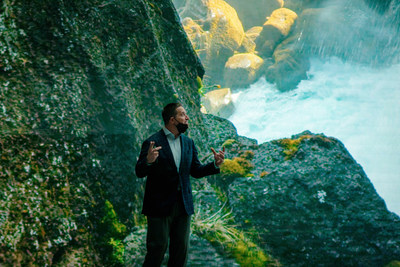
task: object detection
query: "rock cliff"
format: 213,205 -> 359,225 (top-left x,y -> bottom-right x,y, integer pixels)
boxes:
204,116 -> 400,267
0,0 -> 208,264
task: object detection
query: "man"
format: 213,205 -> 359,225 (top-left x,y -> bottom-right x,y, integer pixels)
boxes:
135,103 -> 225,267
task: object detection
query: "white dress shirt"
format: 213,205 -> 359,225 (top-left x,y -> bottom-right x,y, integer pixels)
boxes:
163,127 -> 181,172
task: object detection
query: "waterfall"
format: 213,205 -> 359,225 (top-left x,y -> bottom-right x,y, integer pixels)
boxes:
229,57 -> 400,215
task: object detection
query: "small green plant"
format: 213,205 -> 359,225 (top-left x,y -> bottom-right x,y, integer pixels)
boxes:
108,238 -> 125,265
100,200 -> 127,265
197,75 -> 221,96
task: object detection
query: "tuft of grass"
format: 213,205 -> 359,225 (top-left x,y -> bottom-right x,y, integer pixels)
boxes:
192,205 -> 279,266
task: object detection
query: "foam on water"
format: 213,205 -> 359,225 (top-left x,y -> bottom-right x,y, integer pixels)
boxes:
228,57 -> 400,215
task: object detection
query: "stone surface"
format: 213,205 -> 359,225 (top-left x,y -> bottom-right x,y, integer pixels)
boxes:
178,0 -> 245,85
223,53 -> 264,88
224,131 -> 400,266
256,8 -> 298,57
0,0 -> 209,264
202,88 -> 235,118
224,0 -> 284,30
264,36 -> 310,91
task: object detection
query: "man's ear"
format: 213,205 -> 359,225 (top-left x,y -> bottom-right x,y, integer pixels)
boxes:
169,117 -> 175,124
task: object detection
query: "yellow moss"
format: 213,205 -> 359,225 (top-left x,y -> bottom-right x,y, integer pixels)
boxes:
222,139 -> 237,148
260,171 -> 270,178
278,134 -> 333,160
196,76 -> 203,89
233,240 -> 269,267
220,159 -> 246,177
278,134 -> 312,160
385,261 -> 400,267
240,150 -> 255,160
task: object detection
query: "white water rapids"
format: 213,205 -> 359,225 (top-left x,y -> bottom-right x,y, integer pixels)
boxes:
228,57 -> 400,215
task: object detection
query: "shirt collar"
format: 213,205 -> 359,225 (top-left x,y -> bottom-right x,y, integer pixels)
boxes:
163,126 -> 178,139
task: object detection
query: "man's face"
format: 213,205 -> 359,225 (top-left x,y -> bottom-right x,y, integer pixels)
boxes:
174,106 -> 189,125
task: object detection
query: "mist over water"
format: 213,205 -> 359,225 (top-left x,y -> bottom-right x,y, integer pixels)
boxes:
228,57 -> 400,215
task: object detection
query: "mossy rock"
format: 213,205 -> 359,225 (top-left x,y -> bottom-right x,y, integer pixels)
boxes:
223,53 -> 264,88
204,0 -> 245,85
179,0 -> 245,85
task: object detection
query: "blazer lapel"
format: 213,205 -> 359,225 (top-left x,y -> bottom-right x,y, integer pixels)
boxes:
179,134 -> 186,175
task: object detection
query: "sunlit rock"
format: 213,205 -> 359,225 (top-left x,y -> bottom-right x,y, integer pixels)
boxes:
223,53 -> 264,88
237,26 -> 263,53
201,88 -> 235,118
256,8 -> 298,57
224,0 -> 283,30
179,0 -> 245,85
182,18 -> 209,59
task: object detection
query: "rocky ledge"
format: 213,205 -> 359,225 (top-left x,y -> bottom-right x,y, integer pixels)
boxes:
203,114 -> 400,266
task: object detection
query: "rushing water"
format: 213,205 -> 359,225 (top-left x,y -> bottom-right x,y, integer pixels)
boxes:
228,57 -> 400,215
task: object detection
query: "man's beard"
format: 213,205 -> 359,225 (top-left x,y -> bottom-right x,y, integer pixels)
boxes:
176,122 -> 188,134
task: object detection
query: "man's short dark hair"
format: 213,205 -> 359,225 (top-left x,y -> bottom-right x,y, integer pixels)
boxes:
162,103 -> 182,125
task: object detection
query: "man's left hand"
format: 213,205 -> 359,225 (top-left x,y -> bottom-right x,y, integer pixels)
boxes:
211,147 -> 225,167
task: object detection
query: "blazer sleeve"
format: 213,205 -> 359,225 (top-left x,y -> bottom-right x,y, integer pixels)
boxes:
190,139 -> 220,178
135,139 -> 155,178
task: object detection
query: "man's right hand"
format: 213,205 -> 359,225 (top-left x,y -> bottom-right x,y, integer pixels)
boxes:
146,141 -> 162,164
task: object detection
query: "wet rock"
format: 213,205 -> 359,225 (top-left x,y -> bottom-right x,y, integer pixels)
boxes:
265,37 -> 310,91
224,0 -> 284,30
256,8 -> 298,58
223,53 -> 264,89
201,88 -> 235,118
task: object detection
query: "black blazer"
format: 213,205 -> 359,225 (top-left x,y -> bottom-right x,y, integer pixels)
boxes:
135,129 -> 220,216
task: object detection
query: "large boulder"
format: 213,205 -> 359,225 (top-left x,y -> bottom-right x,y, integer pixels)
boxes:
264,36 -> 310,91
256,8 -> 298,57
179,0 -> 245,85
201,88 -> 235,118
224,0 -> 284,30
203,116 -> 400,267
223,53 -> 264,88
226,131 -> 400,266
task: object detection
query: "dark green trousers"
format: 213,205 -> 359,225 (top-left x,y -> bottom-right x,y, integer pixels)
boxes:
143,199 -> 191,267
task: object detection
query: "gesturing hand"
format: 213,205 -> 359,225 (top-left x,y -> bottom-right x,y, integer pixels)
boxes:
211,147 -> 225,167
146,141 -> 162,164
